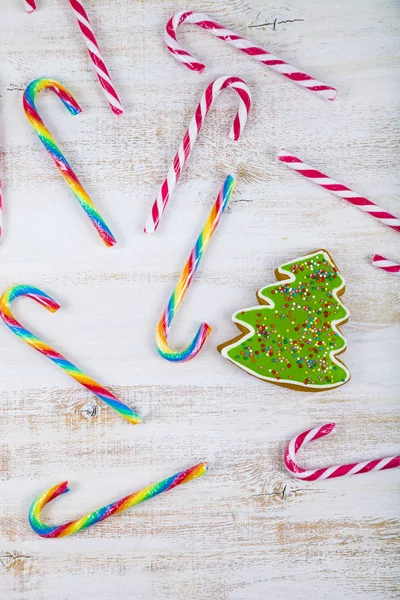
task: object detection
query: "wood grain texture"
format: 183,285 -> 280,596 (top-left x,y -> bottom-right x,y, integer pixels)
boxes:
0,0 -> 399,598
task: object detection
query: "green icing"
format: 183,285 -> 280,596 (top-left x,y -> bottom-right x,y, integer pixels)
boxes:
224,251 -> 349,389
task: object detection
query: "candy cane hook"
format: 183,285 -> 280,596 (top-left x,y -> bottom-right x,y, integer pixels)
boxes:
284,423 -> 400,481
165,12 -> 337,101
29,462 -> 207,537
372,254 -> 400,275
24,0 -> 36,12
156,175 -> 235,362
23,78 -> 116,247
144,76 -> 251,234
0,285 -> 141,425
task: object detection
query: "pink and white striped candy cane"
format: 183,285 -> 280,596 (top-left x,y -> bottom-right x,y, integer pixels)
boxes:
278,150 -> 400,233
68,0 -> 123,115
372,254 -> 400,275
284,423 -> 400,481
165,12 -> 337,101
144,76 -> 251,234
24,0 -> 36,12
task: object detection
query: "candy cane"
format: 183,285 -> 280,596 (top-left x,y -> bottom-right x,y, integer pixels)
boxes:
24,79 -> 116,247
144,76 -> 250,234
0,285 -> 141,425
29,462 -> 207,537
372,254 -> 400,275
157,175 -> 235,362
165,12 -> 337,101
67,0 -> 123,116
24,0 -> 36,12
284,423 -> 400,481
23,1 -> 122,114
278,150 -> 400,233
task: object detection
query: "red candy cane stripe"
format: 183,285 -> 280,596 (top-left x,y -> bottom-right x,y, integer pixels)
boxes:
24,0 -> 36,12
284,423 -> 400,481
278,151 -> 400,233
68,0 -> 123,115
165,12 -> 337,101
372,254 -> 400,275
144,76 -> 251,234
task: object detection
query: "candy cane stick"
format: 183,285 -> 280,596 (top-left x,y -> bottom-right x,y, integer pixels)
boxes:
24,79 -> 116,247
165,12 -> 337,101
372,254 -> 400,275
156,175 -> 235,362
144,76 -> 250,234
24,0 -> 36,12
29,462 -> 207,537
68,0 -> 123,116
23,1 -> 123,115
278,150 -> 400,233
0,285 -> 141,425
284,423 -> 400,481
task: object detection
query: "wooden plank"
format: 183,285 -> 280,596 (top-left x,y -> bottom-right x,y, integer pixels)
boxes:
0,0 -> 399,598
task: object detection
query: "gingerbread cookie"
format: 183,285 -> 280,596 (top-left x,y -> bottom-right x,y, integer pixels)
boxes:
218,250 -> 350,391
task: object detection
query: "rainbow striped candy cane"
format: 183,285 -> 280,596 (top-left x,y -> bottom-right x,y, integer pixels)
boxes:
284,423 -> 400,481
165,12 -> 337,101
0,285 -> 141,425
156,176 -> 235,362
23,79 -> 116,247
29,462 -> 208,537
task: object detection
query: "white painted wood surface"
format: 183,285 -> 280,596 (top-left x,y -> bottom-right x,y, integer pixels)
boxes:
0,0 -> 399,598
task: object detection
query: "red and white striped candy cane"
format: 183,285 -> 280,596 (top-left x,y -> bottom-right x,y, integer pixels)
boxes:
285,423 -> 400,481
165,12 -> 337,101
278,150 -> 400,233
24,0 -> 36,12
144,75 -> 251,234
372,254 -> 400,275
68,0 -> 123,115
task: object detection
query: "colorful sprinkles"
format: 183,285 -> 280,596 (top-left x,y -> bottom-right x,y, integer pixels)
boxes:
219,251 -> 350,390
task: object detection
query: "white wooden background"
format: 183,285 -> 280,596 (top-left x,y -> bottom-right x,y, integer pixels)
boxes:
0,1 -> 399,598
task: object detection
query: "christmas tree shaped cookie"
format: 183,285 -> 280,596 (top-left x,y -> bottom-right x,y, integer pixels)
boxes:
218,250 -> 350,391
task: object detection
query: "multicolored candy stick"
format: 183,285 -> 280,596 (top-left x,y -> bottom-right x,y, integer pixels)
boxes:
23,79 -> 116,247
0,285 -> 141,425
29,462 -> 208,537
165,12 -> 337,100
156,175 -> 236,362
372,254 -> 400,275
278,150 -> 400,233
24,0 -> 36,12
68,0 -> 124,115
285,423 -> 400,481
144,76 -> 251,234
